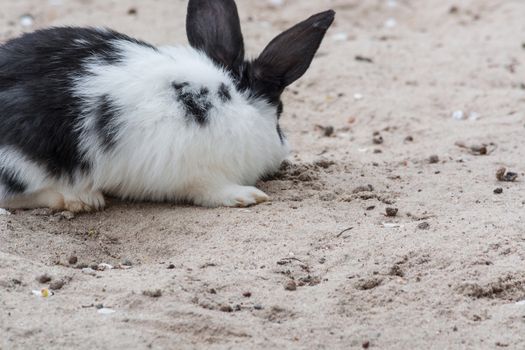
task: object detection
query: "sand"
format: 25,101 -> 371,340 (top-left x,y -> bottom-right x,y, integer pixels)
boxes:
1,0 -> 525,349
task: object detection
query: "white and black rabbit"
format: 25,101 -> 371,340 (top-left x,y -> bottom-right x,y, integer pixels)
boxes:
0,0 -> 335,212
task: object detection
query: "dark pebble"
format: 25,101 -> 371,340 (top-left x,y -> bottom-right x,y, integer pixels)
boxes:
142,289 -> 162,298
494,188 -> 503,194
355,55 -> 374,63
323,126 -> 335,137
285,280 -> 297,291
373,135 -> 384,145
36,274 -> 52,284
418,222 -> 430,230
68,256 -> 78,265
363,341 -> 370,349
243,291 -> 252,298
49,280 -> 65,290
167,264 -> 175,269
385,207 -> 398,217
220,305 -> 233,313
428,155 -> 440,164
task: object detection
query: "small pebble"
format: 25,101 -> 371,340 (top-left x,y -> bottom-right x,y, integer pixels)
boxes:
142,289 -> 162,298
243,291 -> 252,298
36,274 -> 52,284
285,280 -> 297,291
418,222 -> 430,230
373,135 -> 384,145
496,167 -> 518,182
385,207 -> 398,217
220,305 -> 233,313
470,145 -> 487,155
121,260 -> 133,267
167,264 -> 175,269
254,304 -> 263,310
428,155 -> 440,164
362,341 -> 370,349
49,280 -> 65,290
449,6 -> 459,14
98,308 -> 116,315
355,55 -> 373,63
494,188 -> 503,194
68,256 -> 78,265
323,126 -> 334,137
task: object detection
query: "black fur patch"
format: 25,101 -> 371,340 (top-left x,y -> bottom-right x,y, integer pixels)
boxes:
218,83 -> 231,102
0,168 -> 26,195
173,83 -> 212,125
276,101 -> 285,143
95,95 -> 120,151
0,27 -> 156,178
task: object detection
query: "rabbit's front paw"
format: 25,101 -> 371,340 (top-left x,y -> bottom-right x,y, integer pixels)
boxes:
209,185 -> 270,208
64,191 -> 105,213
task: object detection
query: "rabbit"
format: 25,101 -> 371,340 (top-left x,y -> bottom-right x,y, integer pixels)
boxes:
0,0 -> 335,212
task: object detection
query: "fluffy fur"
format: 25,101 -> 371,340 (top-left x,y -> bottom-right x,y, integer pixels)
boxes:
0,0 -> 334,212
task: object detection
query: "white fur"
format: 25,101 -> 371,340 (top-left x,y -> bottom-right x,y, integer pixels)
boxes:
1,40 -> 289,211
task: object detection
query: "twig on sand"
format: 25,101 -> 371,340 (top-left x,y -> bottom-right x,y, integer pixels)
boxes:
336,227 -> 354,238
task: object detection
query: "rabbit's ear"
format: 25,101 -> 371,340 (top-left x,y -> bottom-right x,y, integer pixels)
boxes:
253,10 -> 335,88
186,0 -> 245,72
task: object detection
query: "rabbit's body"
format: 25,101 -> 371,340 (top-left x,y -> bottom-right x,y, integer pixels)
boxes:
0,0 -> 334,212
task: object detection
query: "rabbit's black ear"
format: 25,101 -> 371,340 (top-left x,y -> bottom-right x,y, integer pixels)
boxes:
253,10 -> 335,88
186,0 -> 245,72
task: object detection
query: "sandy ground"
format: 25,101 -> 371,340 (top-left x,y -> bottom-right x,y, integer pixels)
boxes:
1,0 -> 525,349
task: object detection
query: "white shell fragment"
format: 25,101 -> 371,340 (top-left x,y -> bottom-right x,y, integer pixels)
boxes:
97,263 -> 114,271
332,32 -> 349,42
353,93 -> 364,100
32,288 -> 54,297
516,300 -> 525,306
98,308 -> 116,315
384,18 -> 397,28
452,110 -> 465,120
382,222 -> 404,228
20,14 -> 34,28
452,110 -> 480,121
0,208 -> 11,216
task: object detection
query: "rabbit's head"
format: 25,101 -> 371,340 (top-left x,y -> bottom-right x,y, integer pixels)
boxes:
186,0 -> 335,145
